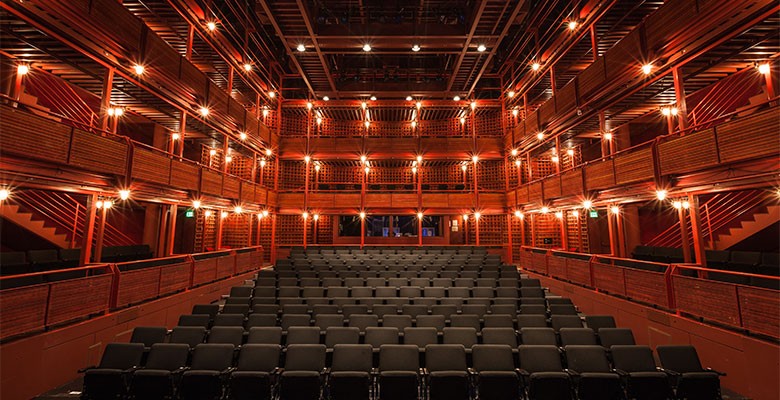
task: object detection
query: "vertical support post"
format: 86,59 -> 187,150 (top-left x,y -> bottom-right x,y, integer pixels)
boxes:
256,216 -> 262,246
166,204 -> 177,256
615,209 -> 626,258
80,194 -> 98,265
222,136 -> 230,174
688,194 -> 708,274
607,209 -> 616,256
554,136 -> 561,174
270,214 -> 277,264
226,66 -> 234,97
520,215 -> 526,248
599,112 -> 610,157
418,216 -> 423,247
185,24 -> 195,60
472,159 -> 479,207
560,211 -> 568,250
302,216 -> 308,250
590,24 -> 599,61
216,212 -> 224,250
703,203 -> 715,250
70,203 -> 80,249
763,66 -> 776,99
529,214 -> 536,247
361,216 -> 366,249
475,215 -> 480,247
507,213 -> 514,264
678,205 -> 692,263
94,206 -> 108,263
549,67 -> 557,98
672,67 -> 689,131
100,68 -> 115,132
176,112 -> 187,156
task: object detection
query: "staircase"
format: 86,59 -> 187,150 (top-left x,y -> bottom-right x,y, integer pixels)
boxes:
0,204 -> 70,248
646,189 -> 774,250
713,204 -> 780,250
1,190 -> 135,249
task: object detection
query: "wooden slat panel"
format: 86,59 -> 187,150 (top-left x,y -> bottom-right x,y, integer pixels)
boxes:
267,191 -> 278,206
528,182 -> 543,203
228,97 -> 246,126
658,130 -> 718,175
200,169 -> 223,196
216,255 -> 235,279
278,193 -> 304,209
530,252 -> 548,274
391,193 -> 417,208
614,147 -> 654,185
46,275 -> 112,326
716,108 -> 779,163
158,262 -> 191,296
644,0 -> 697,56
560,169 -> 584,197
448,193 -> 473,208
170,160 -> 200,191
90,0 -> 143,54
208,82 -> 229,116
255,187 -> 269,204
308,193 -> 334,208
69,130 -> 128,175
605,29 -> 642,80
584,159 -> 615,190
480,193 -> 505,209
0,107 -> 71,164
235,252 -> 254,274
525,110 -> 539,135
143,33 -> 179,80
592,262 -> 626,296
624,269 -> 669,308
192,258 -> 217,286
738,286 -> 780,338
116,268 -> 160,307
566,258 -> 592,287
179,60 -> 208,97
548,256 -> 566,279
131,147 -> 171,185
673,276 -> 739,326
578,57 -> 606,101
506,189 -> 516,207
241,182 -> 255,202
538,100 -> 556,128
556,80 -> 577,116
366,193 -> 393,208
542,176 -> 562,199
421,193 -> 448,208
516,186 -> 529,204
222,176 -> 241,199
0,285 -> 48,340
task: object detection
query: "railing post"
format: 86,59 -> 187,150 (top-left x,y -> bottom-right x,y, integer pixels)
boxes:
108,263 -> 120,310
666,264 -> 677,312
588,255 -> 596,288
186,255 -> 195,289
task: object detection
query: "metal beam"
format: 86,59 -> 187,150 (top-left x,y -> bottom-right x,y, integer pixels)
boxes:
466,0 -> 527,97
446,0 -> 488,92
295,0 -> 338,96
257,0 -> 316,97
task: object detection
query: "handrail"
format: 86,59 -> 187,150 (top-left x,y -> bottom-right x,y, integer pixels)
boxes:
0,245 -> 266,342
517,246 -> 779,340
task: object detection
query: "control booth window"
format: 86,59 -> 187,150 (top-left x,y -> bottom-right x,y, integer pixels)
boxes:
338,215 -> 442,237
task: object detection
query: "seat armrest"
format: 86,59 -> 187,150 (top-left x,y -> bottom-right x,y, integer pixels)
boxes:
564,368 -> 579,377
419,368 -> 429,377
613,368 -> 629,377
467,368 -> 478,376
221,367 -> 237,376
705,368 -> 726,376
78,366 -> 97,373
516,368 -> 530,377
173,366 -> 190,375
657,367 -> 679,376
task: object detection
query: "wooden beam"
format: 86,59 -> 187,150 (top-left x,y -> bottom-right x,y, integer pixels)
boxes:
446,0 -> 487,92
295,0 -> 338,95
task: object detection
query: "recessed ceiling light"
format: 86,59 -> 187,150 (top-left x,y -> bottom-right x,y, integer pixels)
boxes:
567,21 -> 578,30
297,44 -> 306,52
531,62 -> 541,71
206,21 -> 217,31
323,96 -> 330,101
406,96 -> 413,101
411,44 -> 421,52
370,96 -> 377,101
477,44 -> 487,52
243,63 -> 252,72
453,95 -> 460,101
362,43 -> 372,52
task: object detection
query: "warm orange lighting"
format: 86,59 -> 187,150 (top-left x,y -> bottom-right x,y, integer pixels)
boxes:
567,21 -> 578,30
364,121 -> 370,128
316,117 -> 323,125
417,212 -> 424,219
582,200 -> 592,209
260,159 -> 267,167
603,132 -> 613,141
133,64 -> 145,75
204,210 -> 213,218
515,159 -> 521,167
239,132 -> 247,140
514,210 -> 523,218
16,64 -> 30,75
641,63 -> 653,75
314,164 -> 321,172
508,90 -> 515,98
512,109 -> 519,117
555,211 -> 563,219
225,155 -> 232,163
206,21 -> 217,31
313,214 -> 319,221
302,211 -> 309,219
172,133 -> 181,140
610,206 -> 620,215
102,200 -> 113,210
297,44 -> 306,52
265,149 -> 273,157
304,155 -> 311,163
370,96 -> 377,101
682,201 -> 690,210
411,120 -> 417,128
566,148 -> 574,156
510,148 -> 518,157
323,96 -> 330,101
470,101 -> 477,110
118,190 -> 130,200
362,43 -> 372,52
551,156 -> 559,163
107,107 -> 124,117
257,213 -> 264,220
461,164 -> 468,172
661,107 -> 671,116
670,107 -> 678,116
477,44 -> 487,52
234,205 -> 243,214
656,190 -> 668,201
412,44 -> 421,52
541,206 -> 550,214
364,166 -> 370,174
536,132 -> 544,140
572,210 -> 580,218
531,62 -> 541,71
416,101 -> 422,109
262,210 -> 269,217
453,95 -> 461,101
406,96 -> 413,101
199,107 -> 210,117
360,155 -> 367,164
0,188 -> 10,201
209,149 -> 217,156
192,200 -> 201,209
359,211 -> 366,219
460,117 -> 466,124
416,155 -> 423,163
474,212 -> 481,220
262,108 -> 269,117
412,166 -> 417,174
243,63 -> 252,72
307,102 -> 313,109
758,63 -> 771,75
472,155 -> 479,163
268,91 -> 276,98
463,214 -> 469,221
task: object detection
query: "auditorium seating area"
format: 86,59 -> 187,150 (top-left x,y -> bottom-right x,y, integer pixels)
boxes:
79,247 -> 725,400
0,244 -> 153,275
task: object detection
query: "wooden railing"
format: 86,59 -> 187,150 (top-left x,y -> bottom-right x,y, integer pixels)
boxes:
518,246 -> 779,340
0,246 -> 264,342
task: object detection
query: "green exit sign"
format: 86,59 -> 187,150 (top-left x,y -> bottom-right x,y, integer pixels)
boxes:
589,210 -> 598,218
185,210 -> 195,218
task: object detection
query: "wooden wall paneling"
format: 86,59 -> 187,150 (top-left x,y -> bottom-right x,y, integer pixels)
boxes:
277,214 -> 303,244
170,160 -> 200,191
556,80 -> 577,117
228,97 -> 246,127
516,186 -> 529,204
115,267 -> 161,308
365,193 -> 393,208
0,107 -> 71,164
528,182 -> 543,204
560,168 -> 584,197
332,194 -> 361,209
448,193 -> 474,208
583,159 -> 616,190
143,33 -> 180,81
604,28 -> 643,82
391,193 -> 418,209
90,0 -> 143,54
255,187 -> 268,204
422,193 -> 449,208
131,147 -> 171,185
614,146 -> 655,185
267,191 -> 278,207
738,286 -> 780,338
658,129 -> 718,175
69,129 -> 128,176
479,193 -> 506,209
240,182 -> 256,203
644,0 -> 698,57
278,193 -> 304,209
309,193 -> 336,208
46,275 -> 112,326
538,99 -> 557,128
532,213 -> 561,248
179,60 -> 208,96
0,285 -> 49,341
542,176 -> 562,199
222,176 -> 241,199
525,109 -> 540,136
200,169 -> 223,196
208,82 -> 229,116
672,275 -> 739,325
578,57 -> 606,102
716,108 -> 779,163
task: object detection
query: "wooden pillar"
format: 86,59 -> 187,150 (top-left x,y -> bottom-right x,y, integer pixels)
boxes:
507,213 -> 514,264
590,24 -> 599,61
79,194 -> 98,265
688,194 -> 708,273
549,67 -> 557,98
463,216 -> 469,246
256,215 -> 262,246
607,209 -> 616,256
94,205 -> 108,263
302,215 -> 308,250
418,216 -> 423,247
216,212 -> 224,250
615,209 -> 626,258
270,214 -> 277,264
529,214 -> 536,247
672,67 -> 689,131
100,68 -> 115,132
599,112 -> 610,157
222,136 -> 230,173
678,205 -> 692,263
361,216 -> 366,249
185,24 -> 195,60
520,215 -> 526,247
559,211 -> 568,250
166,205 -> 177,255
475,215 -> 480,247
10,64 -> 26,101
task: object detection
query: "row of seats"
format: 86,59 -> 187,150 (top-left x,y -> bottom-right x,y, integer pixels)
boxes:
254,276 -> 538,288
290,246 -> 490,255
83,341 -> 723,400
260,269 -> 517,279
0,244 -> 153,275
241,286 -> 546,299
133,324 -> 637,350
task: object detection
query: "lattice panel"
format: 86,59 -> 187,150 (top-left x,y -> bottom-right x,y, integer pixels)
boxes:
227,153 -> 253,180
474,111 -> 503,137
277,214 -> 304,245
258,157 -> 276,188
371,166 -> 415,184
560,146 -> 582,171
313,215 -> 334,244
531,157 -> 555,181
477,160 -> 506,190
422,164 -> 467,185
510,216 -> 525,248
258,215 -> 273,262
195,211 -> 217,251
566,212 -> 589,253
222,214 -> 251,248
282,113 -> 309,137
260,108 -> 278,131
318,165 -> 363,185
466,214 -> 505,245
201,144 -> 225,169
531,213 -> 561,249
279,160 -> 307,190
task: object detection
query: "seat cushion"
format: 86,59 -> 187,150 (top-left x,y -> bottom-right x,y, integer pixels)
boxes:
331,371 -> 370,379
133,369 -> 172,377
282,370 -> 321,378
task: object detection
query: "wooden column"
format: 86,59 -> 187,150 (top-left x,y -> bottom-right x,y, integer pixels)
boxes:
590,24 -> 599,61
607,209 -> 616,256
507,213 -> 514,264
222,136 -> 230,174
79,194 -> 98,266
270,214 -> 277,264
559,211 -> 568,250
672,67 -> 689,131
615,209 -> 626,258
99,68 -> 115,132
94,205 -> 108,262
216,212 -> 224,250
166,204 -> 177,255
688,194 -> 708,273
361,216 -> 366,249
302,215 -> 308,250
678,205 -> 692,263
475,215 -> 480,246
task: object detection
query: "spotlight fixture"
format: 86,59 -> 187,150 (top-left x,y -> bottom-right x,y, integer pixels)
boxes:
239,132 -> 247,140
470,101 -> 477,110
265,148 -> 273,157
302,211 -> 309,219
234,205 -> 243,214
243,63 -> 252,72
307,102 -> 313,109
758,63 -> 771,75
511,149 -> 518,157
206,21 -> 217,31
172,133 -> 181,140
16,64 -> 30,75
416,155 -> 423,163
362,43 -> 372,52
411,44 -> 421,52
461,164 -> 468,172
304,155 -> 311,163
515,159 -> 521,167
364,121 -> 370,128
370,95 -> 377,101
514,210 -> 523,218
474,212 -> 481,220
323,96 -> 330,101
262,210 -> 269,217
460,117 -> 466,124
641,63 -> 653,75
199,107 -> 210,117
567,148 -> 574,156
359,211 -> 366,219
472,155 -> 479,163
209,149 -> 217,156
536,132 -> 544,140
555,211 -> 564,219
360,155 -> 367,164
567,21 -> 578,30
656,190 -> 668,201
417,212 -> 424,219
540,206 -> 550,214
192,200 -> 201,209
603,132 -> 613,141
220,211 -> 228,218
463,214 -> 469,221
508,90 -> 515,98
204,210 -> 213,218
582,200 -> 593,209
610,206 -> 620,215
477,44 -> 487,52
531,62 -> 541,71
268,91 -> 276,98
406,96 -> 413,101
453,95 -> 461,101
297,44 -> 306,52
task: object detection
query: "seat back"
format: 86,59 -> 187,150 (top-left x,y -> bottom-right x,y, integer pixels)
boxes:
178,314 -> 211,328
331,344 -> 373,372
551,315 -> 582,331
214,313 -> 246,327
247,314 -> 278,328
598,328 -> 635,347
481,327 -> 518,347
472,345 -> 515,372
192,304 -> 220,319
425,345 -> 467,372
559,328 -> 597,346
450,314 -> 481,330
365,327 -> 399,349
130,326 -> 167,348
564,345 -> 611,373
325,327 -> 360,348
484,314 -> 514,328
611,345 -> 658,373
415,315 -> 446,331
236,344 -> 281,372
584,315 -> 616,331
442,327 -> 478,348
247,327 -> 283,344
98,343 -> 145,369
403,327 -> 438,348
314,314 -> 345,331
286,326 -> 321,345
657,345 -> 704,373
190,343 -> 235,370
170,326 -> 206,348
285,344 -> 326,371
208,326 -> 245,346
518,345 -> 563,373
379,344 -> 419,371
145,343 -> 190,370
348,314 -> 379,331
520,328 -> 557,345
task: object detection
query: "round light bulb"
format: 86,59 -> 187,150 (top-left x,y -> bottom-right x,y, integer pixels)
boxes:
133,64 -> 145,75
192,200 -> 201,209
531,62 -> 541,71
17,65 -> 30,75
583,200 -> 592,209
411,44 -> 421,52
362,43 -> 372,52
243,63 -> 252,72
118,190 -> 130,200
641,63 -> 653,75
297,44 -> 306,52
477,44 -> 487,52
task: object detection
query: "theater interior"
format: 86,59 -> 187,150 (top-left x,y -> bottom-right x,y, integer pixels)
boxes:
0,0 -> 778,399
